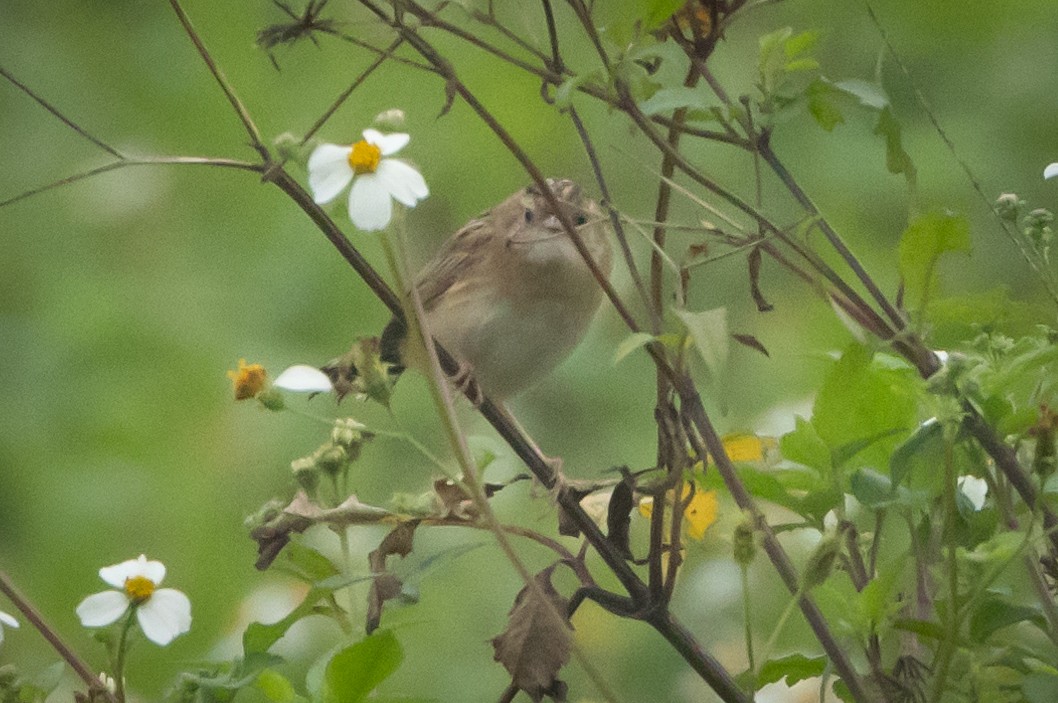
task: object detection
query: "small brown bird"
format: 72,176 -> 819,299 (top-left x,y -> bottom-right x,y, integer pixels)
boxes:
379,178 -> 613,401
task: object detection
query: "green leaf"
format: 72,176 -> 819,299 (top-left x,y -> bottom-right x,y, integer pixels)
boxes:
781,416 -> 832,474
859,560 -> 904,627
891,617 -> 946,641
874,107 -> 917,187
832,79 -> 889,109
784,57 -> 820,74
1024,673 -> 1058,703
613,332 -> 656,364
756,653 -> 828,687
256,669 -> 301,703
323,630 -> 403,703
812,344 -> 917,473
850,468 -> 893,507
890,418 -> 944,486
898,211 -> 971,304
969,596 -> 1046,642
641,0 -> 686,31
637,87 -> 715,116
243,591 -> 320,655
783,29 -> 820,59
806,79 -> 845,131
675,307 -> 728,381
554,72 -> 594,110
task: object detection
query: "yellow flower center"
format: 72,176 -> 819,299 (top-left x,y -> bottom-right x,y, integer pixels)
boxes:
348,140 -> 382,175
227,358 -> 267,400
124,575 -> 156,603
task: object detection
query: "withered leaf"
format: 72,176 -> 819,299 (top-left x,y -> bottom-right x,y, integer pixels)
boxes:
434,479 -> 477,520
366,521 -> 419,634
606,476 -> 635,560
366,572 -> 404,635
492,567 -> 572,702
321,337 -> 394,406
732,333 -> 770,357
748,245 -> 774,312
250,491 -> 392,570
369,520 -> 419,572
557,481 -> 606,538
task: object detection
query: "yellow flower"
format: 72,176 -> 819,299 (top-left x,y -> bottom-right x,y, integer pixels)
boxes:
639,482 -> 718,541
227,359 -> 267,400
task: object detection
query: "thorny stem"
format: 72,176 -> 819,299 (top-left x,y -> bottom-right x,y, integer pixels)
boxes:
0,571 -> 118,703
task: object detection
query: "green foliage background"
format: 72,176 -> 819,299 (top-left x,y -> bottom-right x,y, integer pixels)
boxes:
1,0 -> 1057,700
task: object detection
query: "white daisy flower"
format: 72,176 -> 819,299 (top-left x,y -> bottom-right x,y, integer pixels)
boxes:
958,475 -> 988,511
1045,162 -> 1058,180
0,609 -> 19,645
274,364 -> 334,393
75,555 -> 191,646
308,128 -> 428,231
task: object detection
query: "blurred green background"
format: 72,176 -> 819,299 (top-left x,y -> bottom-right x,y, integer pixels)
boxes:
2,0 -> 1057,700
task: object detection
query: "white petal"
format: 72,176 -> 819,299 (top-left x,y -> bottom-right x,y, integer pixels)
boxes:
362,129 -> 409,156
348,175 -> 393,231
0,610 -> 17,628
136,589 -> 191,646
1045,162 -> 1058,181
307,144 -> 354,204
274,365 -> 334,393
100,555 -> 164,587
958,475 -> 988,511
375,159 -> 429,207
76,591 -> 130,627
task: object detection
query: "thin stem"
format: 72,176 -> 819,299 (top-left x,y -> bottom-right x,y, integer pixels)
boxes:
0,571 -> 118,703
677,389 -> 875,702
567,105 -> 657,332
1,157 -> 261,209
756,139 -> 907,331
929,436 -> 959,703
865,3 -> 1058,309
758,587 -> 802,667
299,37 -> 405,147
0,65 -> 124,159
740,564 -> 756,676
168,0 -> 268,158
113,607 -> 137,703
381,218 -> 622,703
369,2 -> 642,334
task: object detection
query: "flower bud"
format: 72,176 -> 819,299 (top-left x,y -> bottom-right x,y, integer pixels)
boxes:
803,532 -> 842,590
993,192 -> 1023,222
373,109 -> 406,130
315,443 -> 348,477
331,417 -> 367,448
257,388 -> 286,411
1023,208 -> 1055,247
733,516 -> 757,567
291,455 -> 319,492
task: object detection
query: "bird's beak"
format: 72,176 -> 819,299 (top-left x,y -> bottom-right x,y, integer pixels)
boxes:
542,214 -> 563,231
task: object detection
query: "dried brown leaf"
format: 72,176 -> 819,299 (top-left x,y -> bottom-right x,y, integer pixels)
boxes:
492,567 -> 572,702
366,520 -> 419,634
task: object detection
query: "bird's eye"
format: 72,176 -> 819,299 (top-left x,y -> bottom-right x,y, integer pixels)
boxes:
575,214 -> 588,226
524,209 -> 534,223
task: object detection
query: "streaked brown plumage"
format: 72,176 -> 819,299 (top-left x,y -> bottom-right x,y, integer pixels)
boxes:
381,178 -> 612,400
